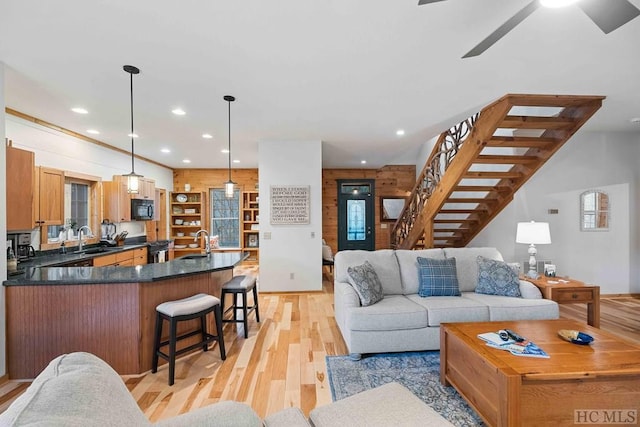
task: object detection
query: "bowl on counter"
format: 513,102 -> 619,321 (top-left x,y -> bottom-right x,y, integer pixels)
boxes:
188,243 -> 199,248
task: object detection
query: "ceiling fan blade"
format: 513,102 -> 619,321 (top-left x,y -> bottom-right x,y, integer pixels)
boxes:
463,0 -> 539,58
577,0 -> 640,34
418,0 -> 447,5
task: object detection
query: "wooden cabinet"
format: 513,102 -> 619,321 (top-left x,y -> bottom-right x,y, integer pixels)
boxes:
35,166 -> 65,226
93,247 -> 148,267
104,176 -> 157,221
170,192 -> 206,256
241,191 -> 259,264
6,145 -> 35,231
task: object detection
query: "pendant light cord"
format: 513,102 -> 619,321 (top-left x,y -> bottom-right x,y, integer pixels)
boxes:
130,71 -> 135,174
227,98 -> 231,182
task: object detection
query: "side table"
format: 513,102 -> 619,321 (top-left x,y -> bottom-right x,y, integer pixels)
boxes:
523,275 -> 600,328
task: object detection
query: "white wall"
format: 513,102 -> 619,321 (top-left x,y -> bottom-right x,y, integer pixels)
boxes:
470,130 -> 640,295
6,115 -> 174,240
1,62 -> 8,377
258,140 -> 323,292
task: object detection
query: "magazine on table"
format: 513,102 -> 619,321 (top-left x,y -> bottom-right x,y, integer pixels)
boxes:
477,331 -> 550,358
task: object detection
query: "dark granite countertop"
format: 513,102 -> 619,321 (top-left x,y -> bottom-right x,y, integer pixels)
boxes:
4,252 -> 245,286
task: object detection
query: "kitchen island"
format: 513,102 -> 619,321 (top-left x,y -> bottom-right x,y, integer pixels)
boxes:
3,252 -> 246,379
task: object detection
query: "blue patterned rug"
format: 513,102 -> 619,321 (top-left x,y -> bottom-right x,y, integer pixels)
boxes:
326,351 -> 485,426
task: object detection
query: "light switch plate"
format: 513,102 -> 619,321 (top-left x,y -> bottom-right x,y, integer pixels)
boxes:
263,232 -> 272,240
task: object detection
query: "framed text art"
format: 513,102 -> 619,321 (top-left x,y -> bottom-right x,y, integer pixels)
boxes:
270,185 -> 310,225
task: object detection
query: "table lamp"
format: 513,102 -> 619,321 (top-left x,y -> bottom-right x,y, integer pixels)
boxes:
516,221 -> 551,279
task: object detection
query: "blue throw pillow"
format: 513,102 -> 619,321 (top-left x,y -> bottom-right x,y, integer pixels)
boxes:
476,256 -> 522,297
417,257 -> 461,297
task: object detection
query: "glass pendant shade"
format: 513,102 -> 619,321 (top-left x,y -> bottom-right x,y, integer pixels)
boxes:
125,173 -> 142,194
224,181 -> 235,198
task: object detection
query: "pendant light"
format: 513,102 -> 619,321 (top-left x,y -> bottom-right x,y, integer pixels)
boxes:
223,95 -> 236,198
123,65 -> 143,194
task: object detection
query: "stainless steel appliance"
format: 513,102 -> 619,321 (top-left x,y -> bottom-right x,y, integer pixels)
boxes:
131,199 -> 154,221
147,240 -> 170,263
10,233 -> 36,261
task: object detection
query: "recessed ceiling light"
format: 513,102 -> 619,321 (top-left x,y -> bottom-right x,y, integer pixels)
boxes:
396,129 -> 405,136
172,108 -> 186,116
86,129 -> 100,135
233,159 -> 240,164
71,107 -> 88,114
202,133 -> 213,139
221,149 -> 230,153
128,133 -> 139,138
361,160 -> 367,164
540,0 -> 578,8
182,159 -> 191,164
160,148 -> 171,153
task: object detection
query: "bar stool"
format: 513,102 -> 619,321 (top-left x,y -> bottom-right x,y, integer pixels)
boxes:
152,293 -> 226,386
221,275 -> 260,338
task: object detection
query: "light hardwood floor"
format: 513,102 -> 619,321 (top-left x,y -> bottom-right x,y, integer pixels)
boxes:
1,270 -> 639,421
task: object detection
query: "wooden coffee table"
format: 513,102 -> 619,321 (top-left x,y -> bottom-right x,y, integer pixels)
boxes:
440,319 -> 640,426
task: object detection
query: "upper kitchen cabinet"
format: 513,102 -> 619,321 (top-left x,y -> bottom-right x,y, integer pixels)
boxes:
103,176 -> 131,222
35,166 -> 65,226
103,176 -> 156,222
131,177 -> 156,200
6,143 -> 35,231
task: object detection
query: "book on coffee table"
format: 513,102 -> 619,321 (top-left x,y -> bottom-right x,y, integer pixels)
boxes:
478,332 -> 550,358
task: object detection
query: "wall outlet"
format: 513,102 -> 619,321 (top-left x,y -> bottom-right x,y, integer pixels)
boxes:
311,231 -> 315,238
263,232 -> 271,240
290,273 -> 294,280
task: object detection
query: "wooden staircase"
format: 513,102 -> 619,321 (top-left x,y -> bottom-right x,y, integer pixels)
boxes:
391,94 -> 604,249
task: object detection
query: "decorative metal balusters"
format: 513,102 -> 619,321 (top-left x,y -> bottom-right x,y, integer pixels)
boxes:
391,113 -> 479,248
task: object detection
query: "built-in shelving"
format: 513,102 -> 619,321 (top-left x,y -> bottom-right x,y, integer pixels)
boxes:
241,191 -> 259,264
170,192 -> 206,256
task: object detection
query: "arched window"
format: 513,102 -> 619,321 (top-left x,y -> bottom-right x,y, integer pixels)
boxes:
580,190 -> 609,231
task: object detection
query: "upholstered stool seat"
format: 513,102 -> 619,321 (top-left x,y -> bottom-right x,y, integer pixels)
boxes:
152,293 -> 225,385
221,275 -> 260,338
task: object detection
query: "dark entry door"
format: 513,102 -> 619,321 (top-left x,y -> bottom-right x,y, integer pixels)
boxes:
337,179 -> 375,251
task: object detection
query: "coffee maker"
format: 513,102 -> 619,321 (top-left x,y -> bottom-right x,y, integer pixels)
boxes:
12,233 -> 35,261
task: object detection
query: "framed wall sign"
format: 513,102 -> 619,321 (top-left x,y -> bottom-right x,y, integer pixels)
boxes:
270,185 -> 310,225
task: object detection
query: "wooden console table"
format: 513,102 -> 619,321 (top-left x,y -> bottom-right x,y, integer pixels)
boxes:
523,275 -> 600,328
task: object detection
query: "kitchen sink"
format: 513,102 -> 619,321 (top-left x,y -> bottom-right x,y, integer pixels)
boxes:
178,254 -> 209,260
73,247 -> 117,255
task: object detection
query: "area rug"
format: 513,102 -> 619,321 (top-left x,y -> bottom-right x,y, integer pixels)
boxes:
326,351 -> 485,426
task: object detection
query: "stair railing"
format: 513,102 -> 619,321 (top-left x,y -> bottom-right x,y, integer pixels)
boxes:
391,112 -> 479,248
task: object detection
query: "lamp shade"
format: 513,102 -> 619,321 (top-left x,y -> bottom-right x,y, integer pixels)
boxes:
516,221 -> 551,245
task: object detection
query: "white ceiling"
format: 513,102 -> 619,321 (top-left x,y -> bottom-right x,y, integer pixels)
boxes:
1,0 -> 639,170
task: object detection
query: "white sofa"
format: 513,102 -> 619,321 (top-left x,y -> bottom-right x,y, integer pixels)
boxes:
0,352 -> 453,426
334,247 -> 559,358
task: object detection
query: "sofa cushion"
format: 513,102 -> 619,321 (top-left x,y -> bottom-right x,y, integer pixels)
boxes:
347,261 -> 384,306
443,247 -> 504,292
0,352 -> 151,427
395,249 -> 445,294
406,294 -> 490,326
310,382 -> 454,427
348,295 -> 428,331
417,257 -> 461,297
462,292 -> 559,321
476,256 -> 522,297
335,250 -> 403,295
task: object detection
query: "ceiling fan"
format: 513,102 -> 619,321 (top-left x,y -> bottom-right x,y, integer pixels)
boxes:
418,0 -> 640,58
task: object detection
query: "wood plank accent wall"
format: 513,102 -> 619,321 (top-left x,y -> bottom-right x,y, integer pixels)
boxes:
322,165 -> 416,252
174,166 -> 416,253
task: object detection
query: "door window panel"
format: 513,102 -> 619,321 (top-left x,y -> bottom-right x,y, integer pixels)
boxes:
347,199 -> 366,241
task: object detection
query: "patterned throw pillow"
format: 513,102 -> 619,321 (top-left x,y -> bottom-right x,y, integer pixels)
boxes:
476,256 -> 522,297
347,261 -> 384,306
417,257 -> 461,297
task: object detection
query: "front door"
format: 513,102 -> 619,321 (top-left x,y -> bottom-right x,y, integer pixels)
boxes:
337,179 -> 375,251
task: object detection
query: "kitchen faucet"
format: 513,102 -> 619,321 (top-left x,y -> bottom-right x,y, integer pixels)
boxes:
194,229 -> 210,255
78,226 -> 93,252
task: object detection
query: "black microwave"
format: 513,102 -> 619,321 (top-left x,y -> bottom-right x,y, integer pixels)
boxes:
131,199 -> 154,220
